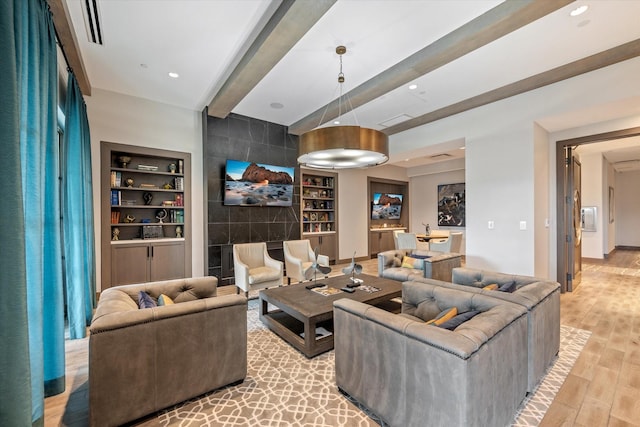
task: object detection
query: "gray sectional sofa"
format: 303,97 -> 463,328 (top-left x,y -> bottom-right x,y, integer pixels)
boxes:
334,281 -> 528,427
377,249 -> 462,282
413,267 -> 561,391
89,277 -> 247,427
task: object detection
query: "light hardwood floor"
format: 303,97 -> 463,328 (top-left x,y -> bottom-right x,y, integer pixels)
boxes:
44,251 -> 640,426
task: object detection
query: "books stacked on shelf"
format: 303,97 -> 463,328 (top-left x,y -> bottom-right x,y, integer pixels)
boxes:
111,190 -> 121,206
174,194 -> 183,206
311,286 -> 343,296
137,164 -> 158,171
169,210 -> 184,224
110,171 -> 122,187
110,211 -> 121,224
174,177 -> 184,191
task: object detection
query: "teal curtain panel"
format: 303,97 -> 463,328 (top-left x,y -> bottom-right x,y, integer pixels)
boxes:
62,72 -> 96,339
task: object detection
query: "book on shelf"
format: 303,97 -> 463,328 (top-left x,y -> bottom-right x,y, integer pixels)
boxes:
110,171 -> 122,187
174,177 -> 184,191
111,190 -> 121,206
174,194 -> 183,206
110,211 -> 120,224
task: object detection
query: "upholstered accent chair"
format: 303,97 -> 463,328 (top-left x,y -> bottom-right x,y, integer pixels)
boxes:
334,280 -> 528,427
283,239 -> 330,284
233,242 -> 283,296
429,231 -> 463,253
89,277 -> 247,427
396,231 -> 429,252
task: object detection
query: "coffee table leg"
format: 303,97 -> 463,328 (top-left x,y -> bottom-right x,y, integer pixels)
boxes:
303,317 -> 316,355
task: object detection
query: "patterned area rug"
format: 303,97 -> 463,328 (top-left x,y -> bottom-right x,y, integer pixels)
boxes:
156,301 -> 590,427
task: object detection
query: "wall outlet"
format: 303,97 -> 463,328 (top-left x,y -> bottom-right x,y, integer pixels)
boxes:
488,220 -> 494,229
520,221 -> 527,230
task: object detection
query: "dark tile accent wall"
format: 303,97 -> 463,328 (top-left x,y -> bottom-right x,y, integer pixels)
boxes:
204,113 -> 300,285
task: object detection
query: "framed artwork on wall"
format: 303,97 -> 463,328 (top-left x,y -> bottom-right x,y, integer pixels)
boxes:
437,183 -> 465,227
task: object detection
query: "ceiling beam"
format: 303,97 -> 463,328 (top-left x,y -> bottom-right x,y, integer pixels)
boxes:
385,39 -> 640,135
49,0 -> 91,96
207,0 -> 336,118
288,0 -> 573,135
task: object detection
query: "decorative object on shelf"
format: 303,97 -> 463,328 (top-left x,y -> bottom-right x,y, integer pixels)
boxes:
143,192 -> 153,205
176,226 -> 182,238
124,214 -> 135,223
168,163 -> 177,173
125,178 -> 134,187
298,46 -> 388,169
141,219 -> 151,223
422,222 -> 431,235
112,227 -> 120,241
156,209 -> 168,223
178,159 -> 184,174
162,182 -> 174,190
142,225 -> 163,239
118,156 -> 131,168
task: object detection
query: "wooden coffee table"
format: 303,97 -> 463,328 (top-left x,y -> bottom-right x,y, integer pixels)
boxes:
259,273 -> 401,358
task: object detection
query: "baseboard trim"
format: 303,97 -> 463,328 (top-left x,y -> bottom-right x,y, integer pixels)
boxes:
615,245 -> 640,251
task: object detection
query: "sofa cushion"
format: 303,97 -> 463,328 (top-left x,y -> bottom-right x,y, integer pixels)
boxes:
248,266 -> 282,284
158,294 -> 175,306
138,291 -> 156,309
426,307 -> 457,325
438,310 -> 481,330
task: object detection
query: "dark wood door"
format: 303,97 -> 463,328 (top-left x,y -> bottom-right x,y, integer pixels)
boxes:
566,151 -> 582,291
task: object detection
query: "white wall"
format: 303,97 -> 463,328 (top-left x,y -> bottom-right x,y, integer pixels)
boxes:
408,166 -> 466,254
533,123 -> 550,277
578,152 -> 604,258
391,56 -> 640,279
86,89 -> 204,291
615,170 -> 640,247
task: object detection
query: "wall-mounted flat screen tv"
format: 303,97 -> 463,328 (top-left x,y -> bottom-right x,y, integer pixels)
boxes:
371,193 -> 403,220
224,159 -> 295,206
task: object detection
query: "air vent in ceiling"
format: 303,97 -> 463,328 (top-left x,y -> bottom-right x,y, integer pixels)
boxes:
428,153 -> 453,161
82,0 -> 103,45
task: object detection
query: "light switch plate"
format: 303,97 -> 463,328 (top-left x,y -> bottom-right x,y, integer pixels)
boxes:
488,221 -> 494,229
520,221 -> 527,230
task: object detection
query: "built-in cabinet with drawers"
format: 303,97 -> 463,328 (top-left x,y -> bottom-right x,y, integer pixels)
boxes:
301,170 -> 338,263
101,142 -> 191,290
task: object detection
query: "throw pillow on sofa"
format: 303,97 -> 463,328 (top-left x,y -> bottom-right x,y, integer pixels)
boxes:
482,283 -> 499,290
401,255 -> 423,269
426,307 -> 457,325
158,293 -> 175,306
438,310 -> 481,330
138,291 -> 157,309
498,281 -> 517,293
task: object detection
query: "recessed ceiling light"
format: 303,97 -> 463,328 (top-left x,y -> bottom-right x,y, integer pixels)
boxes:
168,72 -> 179,78
570,5 -> 588,17
409,84 -> 418,90
270,102 -> 284,109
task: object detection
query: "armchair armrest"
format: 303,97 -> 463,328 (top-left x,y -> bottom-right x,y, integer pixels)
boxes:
264,252 -> 283,273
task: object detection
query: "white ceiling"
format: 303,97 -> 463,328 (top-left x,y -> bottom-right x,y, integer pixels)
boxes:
62,0 -> 640,167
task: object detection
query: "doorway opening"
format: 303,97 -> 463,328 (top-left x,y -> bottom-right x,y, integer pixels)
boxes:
556,126 -> 640,292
